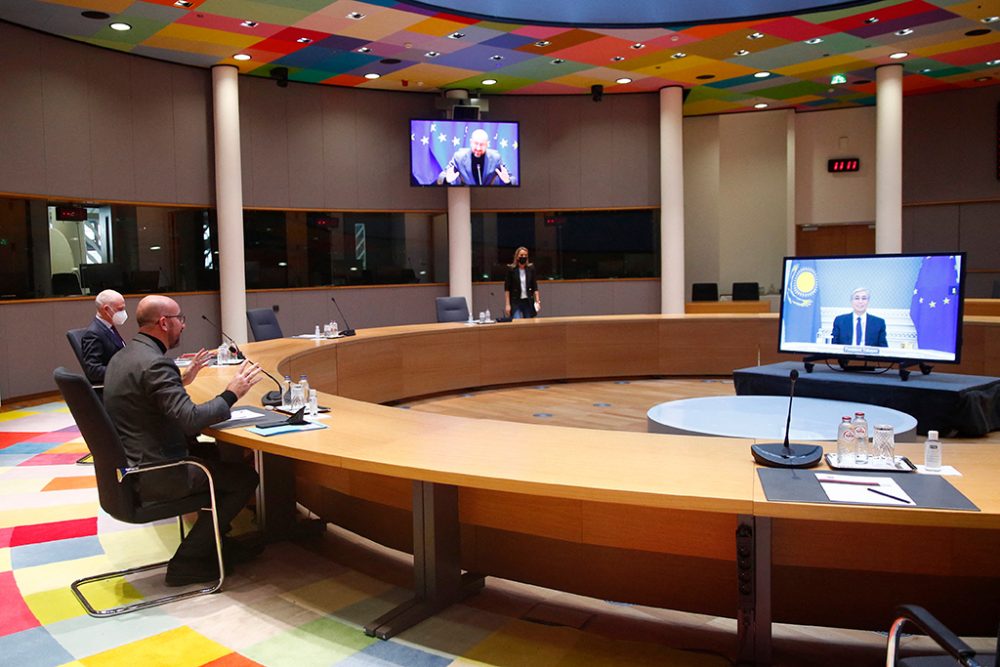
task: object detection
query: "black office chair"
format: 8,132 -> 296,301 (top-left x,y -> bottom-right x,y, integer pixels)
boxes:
691,283 -> 719,302
246,307 -> 284,341
732,282 -> 760,301
435,296 -> 470,323
991,280 -> 1000,299
66,328 -> 99,464
887,605 -> 998,666
52,272 -> 82,295
53,367 -> 224,617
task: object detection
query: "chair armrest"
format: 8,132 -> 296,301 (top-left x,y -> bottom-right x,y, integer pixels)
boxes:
887,605 -> 980,667
118,457 -> 213,483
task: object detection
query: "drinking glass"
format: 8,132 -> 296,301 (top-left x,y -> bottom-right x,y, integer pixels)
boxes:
872,424 -> 895,466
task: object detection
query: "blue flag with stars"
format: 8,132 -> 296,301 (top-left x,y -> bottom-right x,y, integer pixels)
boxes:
909,255 -> 961,353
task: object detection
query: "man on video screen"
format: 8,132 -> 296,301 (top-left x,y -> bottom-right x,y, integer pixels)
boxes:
437,129 -> 513,186
831,287 -> 888,347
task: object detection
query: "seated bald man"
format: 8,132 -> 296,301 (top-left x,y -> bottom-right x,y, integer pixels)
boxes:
104,295 -> 263,586
80,289 -> 128,385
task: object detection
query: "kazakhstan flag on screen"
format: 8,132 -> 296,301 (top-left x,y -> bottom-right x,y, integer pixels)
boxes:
783,260 -> 821,343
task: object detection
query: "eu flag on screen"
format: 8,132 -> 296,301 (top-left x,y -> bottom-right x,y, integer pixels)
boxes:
783,260 -> 821,343
909,255 -> 960,353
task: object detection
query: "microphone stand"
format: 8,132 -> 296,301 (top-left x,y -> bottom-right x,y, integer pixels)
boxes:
750,369 -> 823,468
330,296 -> 356,336
200,315 -> 284,407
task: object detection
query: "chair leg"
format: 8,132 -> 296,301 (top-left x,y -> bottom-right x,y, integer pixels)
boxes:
71,469 -> 226,618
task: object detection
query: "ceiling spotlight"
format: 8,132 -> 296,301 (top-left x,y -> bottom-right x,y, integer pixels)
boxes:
174,0 -> 192,6
830,73 -> 847,84
81,10 -> 110,19
346,11 -> 366,19
109,22 -> 132,31
894,28 -> 913,36
864,16 -> 879,24
804,37 -> 824,45
424,51 -> 440,58
364,72 -> 380,79
241,20 -> 258,28
233,53 -> 252,61
987,59 -> 1000,66
695,73 -> 716,80
534,40 -> 551,47
889,51 -> 909,59
616,77 -> 632,84
734,49 -> 750,57
448,32 -> 465,39
296,37 -> 312,44
490,54 -> 504,61
481,78 -> 497,85
550,58 -> 565,64
754,103 -> 768,109
920,68 -> 932,73
671,52 -> 687,59
611,55 -> 625,62
630,43 -> 645,50
754,71 -> 771,78
965,28 -> 991,36
357,46 -> 371,53
980,16 -> 999,23
747,32 -> 765,40
975,76 -> 992,82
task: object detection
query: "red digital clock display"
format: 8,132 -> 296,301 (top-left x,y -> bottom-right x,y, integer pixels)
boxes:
55,206 -> 88,221
827,158 -> 860,173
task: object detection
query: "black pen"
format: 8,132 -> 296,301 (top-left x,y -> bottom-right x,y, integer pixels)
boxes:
868,488 -> 912,504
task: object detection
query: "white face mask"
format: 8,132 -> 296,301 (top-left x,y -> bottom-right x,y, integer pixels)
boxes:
111,309 -> 128,327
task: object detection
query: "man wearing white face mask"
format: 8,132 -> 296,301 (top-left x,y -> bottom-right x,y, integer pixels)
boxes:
80,289 -> 129,385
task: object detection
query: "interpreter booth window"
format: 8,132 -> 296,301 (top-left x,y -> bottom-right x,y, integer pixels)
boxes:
471,209 -> 659,282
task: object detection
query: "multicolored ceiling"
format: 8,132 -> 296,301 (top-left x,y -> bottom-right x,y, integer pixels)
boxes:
1,0 -> 998,115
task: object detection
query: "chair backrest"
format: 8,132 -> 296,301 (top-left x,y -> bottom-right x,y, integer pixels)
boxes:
66,328 -> 88,372
52,272 -> 82,295
992,279 -> 1000,299
691,283 -> 719,302
247,307 -> 284,341
732,282 -> 760,301
435,296 -> 470,323
53,367 -> 135,522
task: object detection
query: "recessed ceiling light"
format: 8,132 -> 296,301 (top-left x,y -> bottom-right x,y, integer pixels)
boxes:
894,28 -> 913,36
747,32 -> 765,40
611,55 -> 625,62
889,52 -> 909,59
278,261 -> 288,267
174,0 -> 192,7
357,46 -> 371,53
296,37 -> 312,44
379,58 -> 401,65
481,78 -> 497,85
830,73 -> 847,84
754,71 -> 771,78
920,68 -> 932,73
364,72 -> 380,79
630,43 -> 645,50
616,77 -> 632,84
734,49 -> 750,57
671,52 -> 687,59
490,54 -> 503,61
233,53 -> 252,61
81,10 -> 110,19
448,32 -> 465,39
241,20 -> 258,28
550,58 -> 565,64
987,59 -> 1000,66
804,37 -> 824,45
980,16 -> 999,23
965,28 -> 991,36
754,103 -> 768,109
534,40 -> 551,47
975,76 -> 992,82
149,245 -> 162,251
424,51 -> 440,58
864,16 -> 879,24
696,74 -> 716,80
346,12 -> 365,20
109,22 -> 132,31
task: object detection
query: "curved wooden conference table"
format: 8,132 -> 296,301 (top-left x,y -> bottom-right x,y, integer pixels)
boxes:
188,314 -> 1000,664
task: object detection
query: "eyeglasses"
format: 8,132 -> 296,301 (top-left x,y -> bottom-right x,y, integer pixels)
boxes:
163,313 -> 186,324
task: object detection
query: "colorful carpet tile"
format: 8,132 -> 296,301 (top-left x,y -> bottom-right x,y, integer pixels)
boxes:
0,401 -> 727,667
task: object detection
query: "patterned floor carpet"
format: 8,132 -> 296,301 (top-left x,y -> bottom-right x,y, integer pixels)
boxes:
1,401 -> 735,667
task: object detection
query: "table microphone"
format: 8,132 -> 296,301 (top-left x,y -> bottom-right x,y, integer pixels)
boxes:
200,315 -> 283,406
750,369 -> 823,468
329,297 -> 356,336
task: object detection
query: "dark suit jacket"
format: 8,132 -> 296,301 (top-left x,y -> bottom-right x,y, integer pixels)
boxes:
80,317 -> 124,384
831,312 -> 888,347
504,264 -> 538,301
104,333 -> 231,468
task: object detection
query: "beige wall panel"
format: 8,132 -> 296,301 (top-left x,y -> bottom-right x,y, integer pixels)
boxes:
244,78 -> 291,208
285,84 -> 326,210
131,59 -> 181,203
478,96 -> 551,211
40,38 -> 93,199
401,329 -> 482,397
683,116 -> 721,290
88,49 -> 136,202
578,98 -> 616,209
565,320 -> 659,378
611,94 -> 660,206
902,205 -> 960,254
544,96 -> 584,208
479,323 -> 567,385
320,86 -> 360,208
0,24 -> 46,196
170,66 -> 213,205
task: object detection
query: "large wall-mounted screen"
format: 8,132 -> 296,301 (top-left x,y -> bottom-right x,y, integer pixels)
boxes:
410,119 -> 519,187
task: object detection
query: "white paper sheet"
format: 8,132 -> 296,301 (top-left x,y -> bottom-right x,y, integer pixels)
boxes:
815,473 -> 914,506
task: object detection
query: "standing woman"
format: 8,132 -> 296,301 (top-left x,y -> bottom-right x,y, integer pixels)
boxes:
504,246 -> 541,319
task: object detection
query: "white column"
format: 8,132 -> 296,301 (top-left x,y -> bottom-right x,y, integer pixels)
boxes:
447,187 -> 472,309
659,86 -> 685,314
211,65 -> 248,343
875,64 -> 903,254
